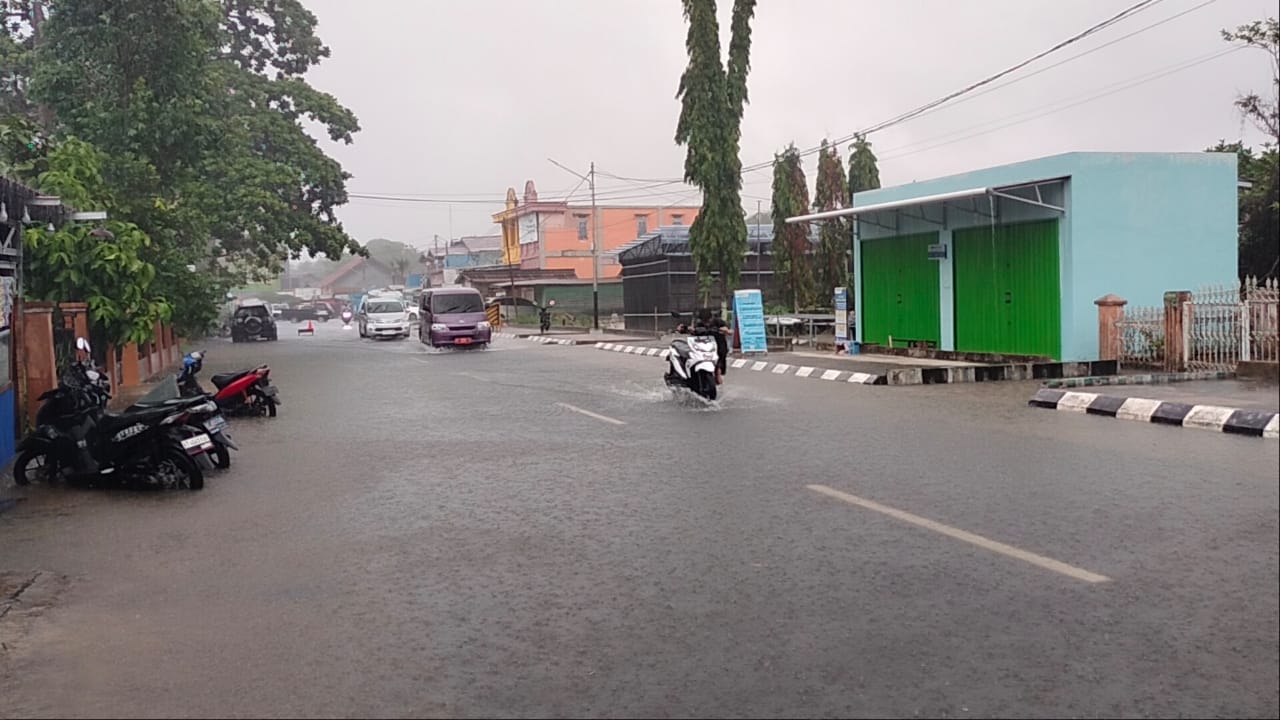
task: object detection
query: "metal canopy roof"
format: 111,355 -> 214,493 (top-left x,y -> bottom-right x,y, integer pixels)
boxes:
784,179 -> 1066,224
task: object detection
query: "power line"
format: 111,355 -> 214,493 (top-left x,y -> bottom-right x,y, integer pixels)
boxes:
877,46 -> 1244,162
737,0 -> 1167,174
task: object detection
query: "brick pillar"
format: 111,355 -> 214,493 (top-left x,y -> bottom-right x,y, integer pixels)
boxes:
20,304 -> 57,427
1163,290 -> 1192,372
60,302 -> 90,342
105,344 -> 120,388
1094,294 -> 1127,362
120,343 -> 141,387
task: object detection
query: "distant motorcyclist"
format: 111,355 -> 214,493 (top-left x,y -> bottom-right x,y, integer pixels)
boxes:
538,299 -> 555,334
693,308 -> 730,385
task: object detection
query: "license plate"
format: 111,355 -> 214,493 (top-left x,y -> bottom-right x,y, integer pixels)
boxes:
181,433 -> 211,450
455,337 -> 472,345
205,416 -> 227,432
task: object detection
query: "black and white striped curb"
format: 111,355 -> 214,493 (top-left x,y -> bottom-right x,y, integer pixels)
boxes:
1029,388 -> 1279,439
493,331 -> 577,346
593,342 -> 886,385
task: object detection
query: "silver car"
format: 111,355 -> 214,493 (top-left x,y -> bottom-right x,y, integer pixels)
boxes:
358,299 -> 411,340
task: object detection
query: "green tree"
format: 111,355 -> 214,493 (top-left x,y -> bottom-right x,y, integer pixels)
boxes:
3,0 -> 363,338
1210,140 -> 1279,278
813,139 -> 849,297
847,133 -> 881,196
1222,18 -> 1279,142
674,0 -> 756,304
770,144 -> 813,310
1217,17 -> 1279,278
19,137 -> 171,346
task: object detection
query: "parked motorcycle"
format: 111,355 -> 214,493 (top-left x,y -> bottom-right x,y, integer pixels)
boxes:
177,350 -> 281,417
663,311 -> 721,401
13,338 -> 216,490
133,368 -> 238,470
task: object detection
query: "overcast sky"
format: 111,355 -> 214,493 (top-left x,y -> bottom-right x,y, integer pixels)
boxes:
301,0 -> 1276,251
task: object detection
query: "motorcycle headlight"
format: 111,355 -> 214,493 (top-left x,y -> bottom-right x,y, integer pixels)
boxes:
477,321 -> 491,330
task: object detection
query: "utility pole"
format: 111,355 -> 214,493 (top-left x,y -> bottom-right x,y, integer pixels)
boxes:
547,157 -> 601,331
589,161 -> 599,331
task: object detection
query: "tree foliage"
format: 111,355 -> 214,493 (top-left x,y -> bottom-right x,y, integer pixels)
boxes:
770,145 -> 814,310
813,139 -> 848,295
20,138 -> 170,345
1210,141 -> 1279,278
0,0 -> 361,341
674,0 -> 756,303
1216,16 -> 1279,279
1222,18 -> 1279,141
847,134 -> 881,196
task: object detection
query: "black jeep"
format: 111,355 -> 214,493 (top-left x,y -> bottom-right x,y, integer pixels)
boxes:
231,299 -> 279,343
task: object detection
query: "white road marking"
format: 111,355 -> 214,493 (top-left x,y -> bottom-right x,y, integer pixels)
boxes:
848,372 -> 874,383
1265,414 -> 1279,439
1058,391 -> 1098,413
1117,397 -> 1162,422
732,358 -> 748,369
454,371 -> 488,381
806,484 -> 1111,584
821,369 -> 842,381
751,361 -> 768,371
771,364 -> 792,374
647,348 -> 660,356
795,366 -> 815,378
556,402 -> 627,426
1182,405 -> 1234,431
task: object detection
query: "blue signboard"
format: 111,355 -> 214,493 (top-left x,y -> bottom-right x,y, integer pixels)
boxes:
834,286 -> 849,346
406,273 -> 424,289
734,289 -> 768,354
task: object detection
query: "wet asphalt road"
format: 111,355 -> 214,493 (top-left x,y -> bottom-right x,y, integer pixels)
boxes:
1,322 -> 1277,719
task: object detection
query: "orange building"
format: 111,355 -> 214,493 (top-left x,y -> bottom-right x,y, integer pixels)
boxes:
493,181 -> 700,279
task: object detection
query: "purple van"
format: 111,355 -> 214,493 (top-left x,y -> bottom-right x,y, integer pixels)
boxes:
419,287 -> 493,349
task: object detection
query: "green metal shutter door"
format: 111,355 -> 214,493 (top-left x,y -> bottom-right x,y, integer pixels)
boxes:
860,233 -> 940,348
953,219 -> 1061,358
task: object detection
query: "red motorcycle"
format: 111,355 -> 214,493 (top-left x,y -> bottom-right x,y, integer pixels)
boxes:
178,351 -> 281,418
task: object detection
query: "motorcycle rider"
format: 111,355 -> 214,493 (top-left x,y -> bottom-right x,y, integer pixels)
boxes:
693,308 -> 730,385
539,299 -> 555,334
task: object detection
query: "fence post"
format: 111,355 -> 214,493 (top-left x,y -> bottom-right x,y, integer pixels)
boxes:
1240,299 -> 1251,363
1094,294 -> 1127,361
1163,290 -> 1191,372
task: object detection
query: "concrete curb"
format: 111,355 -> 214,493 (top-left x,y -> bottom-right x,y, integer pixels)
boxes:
593,342 -> 887,385
1043,370 -> 1233,389
493,331 -> 579,346
1029,388 -> 1279,439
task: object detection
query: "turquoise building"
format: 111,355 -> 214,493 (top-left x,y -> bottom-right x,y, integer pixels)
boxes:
789,152 -> 1239,361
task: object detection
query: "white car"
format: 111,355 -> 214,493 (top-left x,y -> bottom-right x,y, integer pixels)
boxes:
358,298 -> 412,340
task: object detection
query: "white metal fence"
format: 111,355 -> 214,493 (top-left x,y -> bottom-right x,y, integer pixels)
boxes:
1117,305 -> 1165,367
1116,277 -> 1279,372
1186,277 -> 1280,371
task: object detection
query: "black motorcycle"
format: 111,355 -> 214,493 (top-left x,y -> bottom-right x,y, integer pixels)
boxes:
132,371 -> 238,470
13,350 -> 216,490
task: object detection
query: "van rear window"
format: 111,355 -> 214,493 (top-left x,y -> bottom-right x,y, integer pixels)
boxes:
431,294 -> 483,314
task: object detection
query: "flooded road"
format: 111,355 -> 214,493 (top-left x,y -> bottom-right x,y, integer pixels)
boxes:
2,324 -> 1277,718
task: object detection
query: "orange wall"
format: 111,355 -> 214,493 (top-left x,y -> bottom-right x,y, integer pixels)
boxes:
538,205 -> 700,279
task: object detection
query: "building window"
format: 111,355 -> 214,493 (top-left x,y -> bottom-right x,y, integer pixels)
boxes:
636,215 -> 648,236
576,215 -> 589,240
671,214 -> 684,226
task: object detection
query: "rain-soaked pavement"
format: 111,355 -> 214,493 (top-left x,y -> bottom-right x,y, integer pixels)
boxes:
1,321 -> 1277,718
